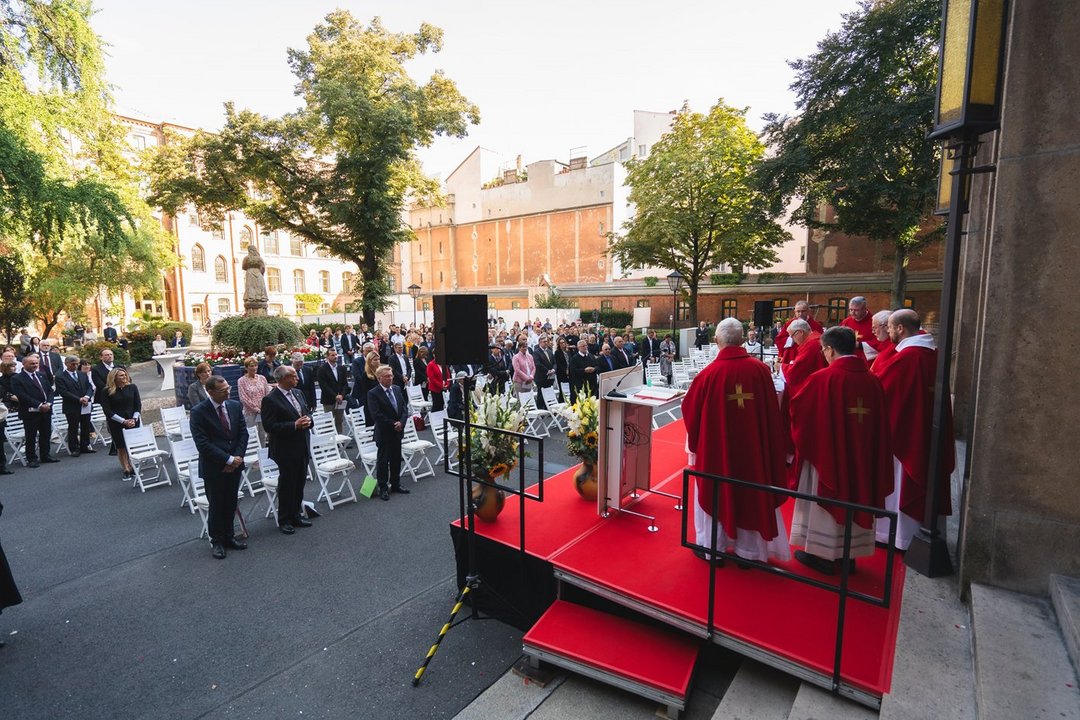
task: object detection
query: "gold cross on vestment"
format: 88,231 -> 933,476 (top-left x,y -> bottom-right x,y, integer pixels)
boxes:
848,397 -> 870,424
727,383 -> 754,409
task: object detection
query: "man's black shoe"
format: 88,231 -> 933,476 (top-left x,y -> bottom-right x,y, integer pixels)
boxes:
211,543 -> 226,560
279,523 -> 295,534
293,517 -> 313,528
80,447 -> 96,454
224,538 -> 247,550
41,457 -> 59,463
794,550 -> 836,575
0,469 -> 13,475
379,489 -> 390,501
391,487 -> 411,494
27,461 -> 40,468
71,451 -> 81,458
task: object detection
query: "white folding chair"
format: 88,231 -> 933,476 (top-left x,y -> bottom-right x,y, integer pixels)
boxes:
347,406 -> 370,460
4,415 -> 26,466
256,447 -> 280,525
559,381 -> 571,401
89,404 -> 110,448
426,410 -> 448,465
160,406 -> 189,442
123,426 -> 173,492
49,413 -> 72,456
239,433 -> 265,497
168,437 -> 200,512
187,468 -> 211,539
312,412 -> 352,452
406,384 -> 432,414
401,416 -> 435,481
309,434 -> 357,509
541,386 -> 568,431
354,426 -> 379,478
518,391 -> 552,438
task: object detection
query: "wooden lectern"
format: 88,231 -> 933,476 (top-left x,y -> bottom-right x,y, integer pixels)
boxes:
596,365 -> 685,529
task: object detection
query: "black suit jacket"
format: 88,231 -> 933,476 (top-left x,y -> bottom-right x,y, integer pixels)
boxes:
568,352 -> 599,395
486,354 -> 509,386
189,398 -> 248,483
55,370 -> 94,415
316,361 -> 348,407
292,365 -> 317,410
532,346 -> 556,386
260,388 -> 311,462
611,347 -> 634,370
39,351 -> 63,385
91,362 -> 123,403
256,359 -> 280,383
389,353 -> 412,388
103,327 -> 118,342
340,333 -> 360,356
554,350 -> 570,382
367,384 -> 408,443
640,337 -> 662,364
11,371 -> 53,419
597,353 -> 616,373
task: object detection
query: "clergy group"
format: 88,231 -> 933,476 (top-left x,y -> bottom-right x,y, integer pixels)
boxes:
682,303 -> 953,576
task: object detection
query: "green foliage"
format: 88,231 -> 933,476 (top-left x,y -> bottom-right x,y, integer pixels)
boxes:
710,272 -> 745,286
755,272 -> 789,284
78,340 -> 129,367
211,315 -> 302,354
596,310 -> 633,330
757,0 -> 942,306
294,293 -> 324,315
609,100 -> 789,326
533,293 -> 575,309
0,253 -> 31,339
642,276 -> 658,288
125,322 -> 194,362
145,12 -> 479,325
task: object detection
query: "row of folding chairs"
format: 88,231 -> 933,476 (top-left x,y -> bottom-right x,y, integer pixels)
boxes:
4,403 -> 112,467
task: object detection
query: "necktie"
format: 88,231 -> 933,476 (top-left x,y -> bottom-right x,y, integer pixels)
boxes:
32,372 -> 45,400
286,389 -> 301,415
71,371 -> 78,382
386,386 -> 397,412
217,403 -> 230,432
298,370 -> 303,385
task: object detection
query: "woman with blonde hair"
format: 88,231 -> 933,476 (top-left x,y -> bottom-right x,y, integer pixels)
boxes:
238,356 -> 269,439
101,368 -> 141,478
350,351 -> 381,427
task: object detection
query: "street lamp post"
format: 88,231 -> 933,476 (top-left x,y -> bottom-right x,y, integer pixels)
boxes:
666,271 -> 684,358
408,284 -> 421,329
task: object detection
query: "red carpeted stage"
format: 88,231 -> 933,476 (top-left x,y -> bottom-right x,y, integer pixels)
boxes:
451,419 -> 904,710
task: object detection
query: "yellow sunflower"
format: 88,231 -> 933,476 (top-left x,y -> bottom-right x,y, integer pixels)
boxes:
489,462 -> 510,478
583,431 -> 598,448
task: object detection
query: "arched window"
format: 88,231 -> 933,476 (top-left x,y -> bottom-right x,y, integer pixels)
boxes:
239,226 -> 253,251
191,244 -> 205,272
217,298 -> 230,313
214,256 -> 228,283
319,270 -> 330,293
293,269 -> 305,293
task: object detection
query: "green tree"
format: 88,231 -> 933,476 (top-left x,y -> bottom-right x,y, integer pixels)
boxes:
609,101 -> 789,326
757,0 -> 942,307
146,12 -> 479,326
0,253 -> 30,341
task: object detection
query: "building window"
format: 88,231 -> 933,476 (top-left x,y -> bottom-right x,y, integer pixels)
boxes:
488,303 -> 496,311
293,269 -> 305,293
638,144 -> 647,156
342,272 -> 354,292
511,301 -> 521,309
721,299 -> 737,318
600,300 -> 613,310
773,298 -> 791,321
217,298 -> 230,314
266,267 -> 281,293
239,226 -> 252,251
261,230 -> 278,255
635,299 -> 650,308
799,246 -> 806,262
268,304 -> 283,317
677,300 -> 691,321
191,306 -> 203,325
903,297 -> 915,309
211,225 -> 224,241
319,270 -> 330,293
418,243 -> 423,257
422,301 -> 430,311
319,303 -> 330,314
314,247 -> 330,258
290,237 -> 303,256
827,297 -> 847,323
438,241 -> 443,255
214,256 -> 228,283
598,222 -> 605,236
191,244 -> 205,272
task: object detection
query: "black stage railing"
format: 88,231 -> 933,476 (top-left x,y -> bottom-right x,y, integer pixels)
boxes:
682,468 -> 898,694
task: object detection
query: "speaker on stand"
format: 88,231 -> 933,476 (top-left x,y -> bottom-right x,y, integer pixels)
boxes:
752,300 -> 774,362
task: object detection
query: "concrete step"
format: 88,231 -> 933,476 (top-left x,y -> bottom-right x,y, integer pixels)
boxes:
786,682 -> 877,720
970,582 -> 1080,720
710,659 -> 799,720
879,570 -> 976,720
1051,574 -> 1080,679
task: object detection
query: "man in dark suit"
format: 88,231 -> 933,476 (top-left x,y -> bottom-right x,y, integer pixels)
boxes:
485,346 -> 509,395
388,343 -> 411,389
10,354 -> 57,468
260,365 -> 314,534
170,330 -> 187,348
640,329 -> 662,367
694,321 -> 710,351
55,355 -> 96,456
102,322 -> 118,343
611,336 -> 635,369
532,335 -> 556,409
340,325 -> 360,363
91,348 -> 123,404
568,340 -> 599,403
290,353 -> 317,410
316,349 -> 348,432
597,344 -> 616,373
190,376 -> 249,559
367,365 -> 410,501
38,341 -> 63,386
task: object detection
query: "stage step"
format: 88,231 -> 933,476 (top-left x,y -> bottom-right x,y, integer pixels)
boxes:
970,582 -> 1080,720
710,659 -> 799,720
523,599 -> 700,718
787,682 -> 878,720
1051,574 -> 1080,677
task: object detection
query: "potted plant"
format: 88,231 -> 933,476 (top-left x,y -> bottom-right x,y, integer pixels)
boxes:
467,393 -> 527,522
558,392 -> 600,500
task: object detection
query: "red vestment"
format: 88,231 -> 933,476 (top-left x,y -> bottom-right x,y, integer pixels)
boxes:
840,315 -> 874,345
790,355 -> 893,528
779,333 -> 828,469
683,346 -> 786,540
869,341 -> 899,375
876,342 -> 954,522
774,316 -> 825,364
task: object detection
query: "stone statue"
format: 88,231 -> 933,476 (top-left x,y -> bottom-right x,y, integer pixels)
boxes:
242,245 -> 268,315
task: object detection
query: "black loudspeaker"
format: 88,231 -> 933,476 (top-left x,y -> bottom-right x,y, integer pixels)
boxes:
753,300 -> 774,328
433,294 -> 489,366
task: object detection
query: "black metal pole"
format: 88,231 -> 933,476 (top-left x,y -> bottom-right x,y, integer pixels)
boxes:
906,133 -> 974,577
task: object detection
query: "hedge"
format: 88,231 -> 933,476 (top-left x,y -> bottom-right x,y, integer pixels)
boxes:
78,340 -> 130,367
212,315 -> 302,354
126,322 -> 194,362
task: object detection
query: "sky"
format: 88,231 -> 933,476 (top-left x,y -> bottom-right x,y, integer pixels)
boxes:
90,0 -> 864,179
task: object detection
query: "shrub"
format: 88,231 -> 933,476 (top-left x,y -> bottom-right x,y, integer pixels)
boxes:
126,322 -> 194,362
79,340 -> 130,367
642,276 -> 658,287
534,293 -> 575,309
212,315 -> 302,354
709,272 -> 745,285
596,309 -> 633,330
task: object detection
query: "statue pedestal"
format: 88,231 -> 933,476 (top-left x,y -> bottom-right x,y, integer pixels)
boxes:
244,303 -> 268,316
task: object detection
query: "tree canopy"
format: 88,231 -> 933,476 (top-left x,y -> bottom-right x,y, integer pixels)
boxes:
609,100 -> 789,325
757,0 -> 942,306
146,12 -> 479,325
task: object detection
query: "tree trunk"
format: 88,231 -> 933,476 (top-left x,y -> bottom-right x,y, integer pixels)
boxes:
890,244 -> 909,309
688,284 -> 699,327
361,253 -> 379,327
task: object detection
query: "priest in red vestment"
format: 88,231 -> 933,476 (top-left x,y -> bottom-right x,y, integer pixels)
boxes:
683,318 -> 791,565
864,310 -> 892,366
778,319 -> 828,475
789,327 -> 893,574
773,301 -> 824,365
874,309 -> 954,550
840,296 -> 874,345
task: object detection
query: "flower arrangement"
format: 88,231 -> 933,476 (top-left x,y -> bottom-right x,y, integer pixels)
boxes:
468,393 -> 527,479
559,392 -> 599,465
287,345 -> 328,362
182,350 -> 257,367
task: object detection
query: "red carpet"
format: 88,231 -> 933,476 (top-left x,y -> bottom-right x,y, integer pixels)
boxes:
453,419 -> 904,697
